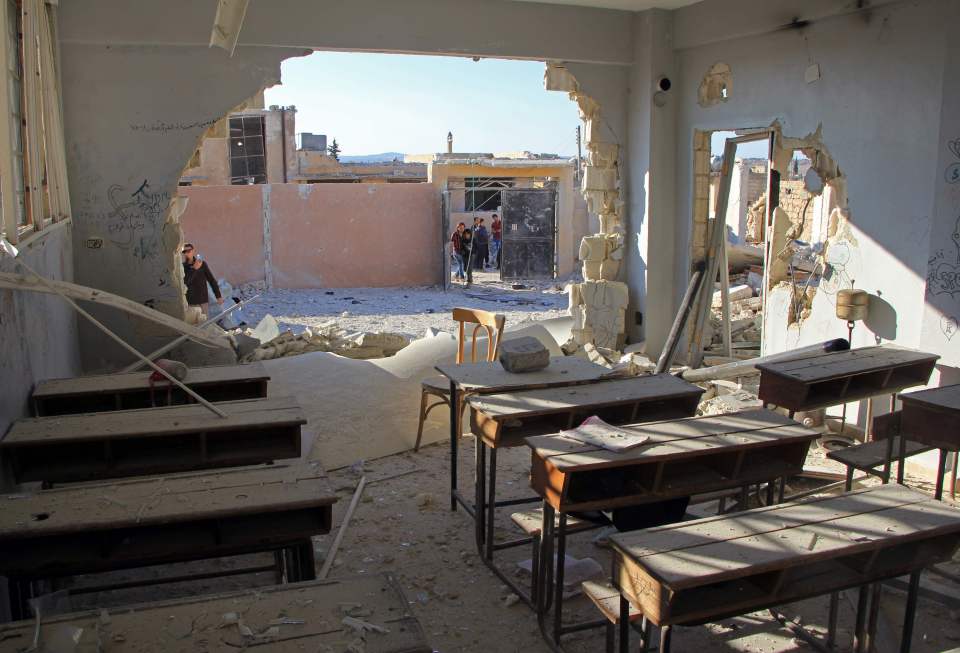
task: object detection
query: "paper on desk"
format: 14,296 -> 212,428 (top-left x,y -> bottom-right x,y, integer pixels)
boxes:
562,415 -> 649,452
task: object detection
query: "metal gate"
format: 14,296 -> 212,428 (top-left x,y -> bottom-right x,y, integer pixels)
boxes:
500,187 -> 557,280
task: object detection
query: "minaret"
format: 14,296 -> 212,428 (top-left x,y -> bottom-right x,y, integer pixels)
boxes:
447,131 -> 453,154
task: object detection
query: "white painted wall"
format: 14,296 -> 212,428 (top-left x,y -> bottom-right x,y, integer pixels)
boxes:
670,0 -> 950,361
0,223 -> 82,434
661,0 -> 958,479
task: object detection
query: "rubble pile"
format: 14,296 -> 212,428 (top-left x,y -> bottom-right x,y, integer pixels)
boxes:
703,268 -> 763,364
696,378 -> 763,416
241,321 -> 410,363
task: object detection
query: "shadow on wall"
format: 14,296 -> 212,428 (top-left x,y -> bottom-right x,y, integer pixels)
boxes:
865,292 -> 897,342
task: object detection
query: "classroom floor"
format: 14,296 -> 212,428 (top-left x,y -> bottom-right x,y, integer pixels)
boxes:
65,438 -> 960,652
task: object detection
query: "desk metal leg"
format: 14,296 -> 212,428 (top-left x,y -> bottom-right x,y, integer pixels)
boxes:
450,381 -> 459,511
659,625 -> 672,653
854,585 -> 870,653
538,502 -> 555,616
935,449 -> 947,501
553,511 -> 568,644
487,446 -> 498,562
475,437 -> 487,552
900,570 -> 921,653
618,594 -> 630,653
296,539 -> 317,581
897,434 -> 908,485
865,583 -> 882,653
827,591 -> 840,649
883,434 -> 896,484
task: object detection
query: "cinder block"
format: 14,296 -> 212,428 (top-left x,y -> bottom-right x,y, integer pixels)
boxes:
499,336 -> 551,373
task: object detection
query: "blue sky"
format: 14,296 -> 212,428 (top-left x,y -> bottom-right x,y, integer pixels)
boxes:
711,131 -> 770,159
264,51 -> 582,157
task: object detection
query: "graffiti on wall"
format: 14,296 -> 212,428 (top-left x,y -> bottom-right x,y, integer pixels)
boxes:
926,214 -> 960,298
103,179 -> 170,259
129,118 -> 219,134
945,138 -> 960,184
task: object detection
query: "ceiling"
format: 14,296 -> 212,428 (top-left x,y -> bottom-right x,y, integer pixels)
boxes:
510,0 -> 701,10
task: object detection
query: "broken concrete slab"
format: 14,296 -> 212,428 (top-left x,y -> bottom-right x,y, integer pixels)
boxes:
249,313 -> 280,344
712,283 -> 752,308
233,332 -> 261,359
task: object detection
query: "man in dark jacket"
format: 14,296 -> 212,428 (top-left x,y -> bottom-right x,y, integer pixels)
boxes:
182,243 -> 222,316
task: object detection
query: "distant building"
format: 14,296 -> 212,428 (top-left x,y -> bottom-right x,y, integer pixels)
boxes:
300,132 -> 327,152
180,100 -> 426,185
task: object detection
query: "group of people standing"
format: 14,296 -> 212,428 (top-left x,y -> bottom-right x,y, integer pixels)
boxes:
450,214 -> 502,282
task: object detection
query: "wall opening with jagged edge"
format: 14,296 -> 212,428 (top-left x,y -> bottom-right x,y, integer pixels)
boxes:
544,63 -> 629,360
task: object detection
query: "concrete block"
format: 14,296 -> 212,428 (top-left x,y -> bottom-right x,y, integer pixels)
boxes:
583,166 -> 618,192
583,260 -> 602,281
599,258 -> 621,281
234,332 -> 261,359
544,64 -> 578,93
587,142 -> 618,168
712,284 -> 753,308
498,336 -> 550,373
598,214 -> 620,234
250,313 -> 280,344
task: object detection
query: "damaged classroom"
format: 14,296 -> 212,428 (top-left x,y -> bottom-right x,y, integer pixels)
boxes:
2,0 -> 960,652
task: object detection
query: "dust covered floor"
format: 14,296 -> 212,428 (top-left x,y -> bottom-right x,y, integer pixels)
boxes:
62,439 -> 960,652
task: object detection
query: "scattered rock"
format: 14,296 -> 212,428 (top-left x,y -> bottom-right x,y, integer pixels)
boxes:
499,336 -> 550,373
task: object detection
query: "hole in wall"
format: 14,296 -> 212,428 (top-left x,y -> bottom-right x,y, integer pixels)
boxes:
698,63 -> 732,108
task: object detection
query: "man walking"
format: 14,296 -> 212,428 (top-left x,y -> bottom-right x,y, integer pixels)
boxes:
182,243 -> 223,317
450,222 -> 466,281
489,214 -> 502,269
473,217 -> 489,271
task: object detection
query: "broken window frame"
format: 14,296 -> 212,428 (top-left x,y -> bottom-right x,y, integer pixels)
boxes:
0,0 -> 28,241
0,0 -> 70,244
228,115 -> 267,185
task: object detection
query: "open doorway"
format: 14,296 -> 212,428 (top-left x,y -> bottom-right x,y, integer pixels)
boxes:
692,129 -> 823,364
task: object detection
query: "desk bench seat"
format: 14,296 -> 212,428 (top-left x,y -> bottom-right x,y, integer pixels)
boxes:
0,462 -> 336,619
828,437 -> 932,478
1,396 -> 305,484
31,363 -> 270,416
610,484 -> 960,629
0,574 -> 429,652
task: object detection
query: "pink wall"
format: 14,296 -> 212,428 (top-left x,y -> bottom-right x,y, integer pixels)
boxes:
178,185 -> 265,285
178,183 -> 441,289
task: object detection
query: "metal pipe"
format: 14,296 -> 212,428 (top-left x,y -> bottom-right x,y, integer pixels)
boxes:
121,293 -> 260,372
279,107 -> 288,183
655,263 -> 705,374
681,338 -> 849,383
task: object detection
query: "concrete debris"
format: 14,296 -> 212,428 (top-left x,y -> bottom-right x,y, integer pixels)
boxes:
712,283 -> 753,308
569,280 -> 629,351
698,388 -> 763,416
342,616 -> 389,635
705,272 -> 763,358
498,336 -> 550,373
249,313 -> 280,344
241,322 -> 411,362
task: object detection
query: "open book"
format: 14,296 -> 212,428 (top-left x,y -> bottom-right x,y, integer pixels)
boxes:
561,415 -> 650,453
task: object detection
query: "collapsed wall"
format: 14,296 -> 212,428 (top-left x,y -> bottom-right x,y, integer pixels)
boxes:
544,64 -> 628,351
